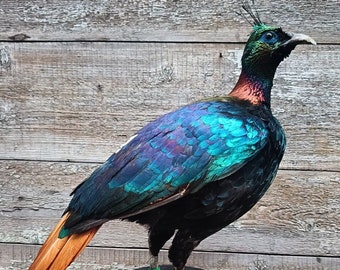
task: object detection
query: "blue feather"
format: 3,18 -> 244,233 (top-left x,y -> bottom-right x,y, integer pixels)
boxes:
67,99 -> 270,220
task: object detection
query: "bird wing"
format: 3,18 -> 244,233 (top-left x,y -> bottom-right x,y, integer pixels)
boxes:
64,101 -> 269,232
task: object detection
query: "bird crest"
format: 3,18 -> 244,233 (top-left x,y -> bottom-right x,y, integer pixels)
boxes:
236,1 -> 266,31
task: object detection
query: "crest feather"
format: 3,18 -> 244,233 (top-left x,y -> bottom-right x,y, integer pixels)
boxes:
236,1 -> 264,29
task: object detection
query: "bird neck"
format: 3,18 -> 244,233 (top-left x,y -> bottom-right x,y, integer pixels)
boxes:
229,67 -> 276,107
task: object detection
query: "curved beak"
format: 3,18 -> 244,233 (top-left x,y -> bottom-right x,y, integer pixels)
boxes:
275,32 -> 316,60
282,32 -> 317,48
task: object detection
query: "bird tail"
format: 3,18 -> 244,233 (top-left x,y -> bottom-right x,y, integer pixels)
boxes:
29,212 -> 101,270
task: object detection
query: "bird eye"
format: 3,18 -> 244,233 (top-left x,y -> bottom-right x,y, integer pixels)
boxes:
261,31 -> 278,44
265,32 -> 274,40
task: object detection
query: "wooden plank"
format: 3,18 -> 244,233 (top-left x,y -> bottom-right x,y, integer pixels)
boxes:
0,0 -> 338,43
0,243 -> 339,270
0,160 -> 339,257
0,42 -> 339,171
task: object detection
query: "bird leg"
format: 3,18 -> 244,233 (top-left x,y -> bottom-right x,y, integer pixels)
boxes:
168,229 -> 200,270
169,227 -> 224,270
148,227 -> 175,270
149,254 -> 160,270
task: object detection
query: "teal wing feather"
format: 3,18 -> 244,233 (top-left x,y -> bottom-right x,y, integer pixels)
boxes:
63,100 -> 269,234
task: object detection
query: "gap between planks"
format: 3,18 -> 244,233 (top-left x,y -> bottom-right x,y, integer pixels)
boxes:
0,242 -> 339,270
1,158 -> 339,173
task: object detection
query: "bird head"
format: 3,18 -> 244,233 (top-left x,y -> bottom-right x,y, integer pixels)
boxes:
230,4 -> 316,106
238,4 -> 316,81
242,24 -> 316,71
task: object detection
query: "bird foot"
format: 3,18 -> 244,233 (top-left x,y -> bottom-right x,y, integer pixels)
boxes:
148,254 -> 160,270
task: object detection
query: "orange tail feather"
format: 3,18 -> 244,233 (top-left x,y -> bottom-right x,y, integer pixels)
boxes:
29,212 -> 101,270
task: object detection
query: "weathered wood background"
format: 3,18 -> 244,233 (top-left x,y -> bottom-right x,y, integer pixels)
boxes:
0,0 -> 339,269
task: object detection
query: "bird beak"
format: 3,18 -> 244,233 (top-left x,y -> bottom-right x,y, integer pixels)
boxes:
281,32 -> 317,47
274,32 -> 316,60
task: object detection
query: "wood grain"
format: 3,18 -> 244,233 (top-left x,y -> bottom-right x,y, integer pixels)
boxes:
0,43 -> 339,171
0,243 -> 339,270
1,161 -> 339,257
0,0 -> 338,43
0,1 -> 339,268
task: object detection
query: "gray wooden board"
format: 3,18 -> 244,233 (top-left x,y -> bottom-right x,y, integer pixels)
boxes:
0,243 -> 339,270
0,43 -> 339,171
0,0 -> 339,43
0,1 -> 339,268
0,161 -> 339,257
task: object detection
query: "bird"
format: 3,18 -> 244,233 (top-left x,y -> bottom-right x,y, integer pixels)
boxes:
29,4 -> 316,270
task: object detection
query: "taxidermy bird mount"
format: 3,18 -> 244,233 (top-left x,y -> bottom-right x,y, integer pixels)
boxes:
29,3 -> 316,270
